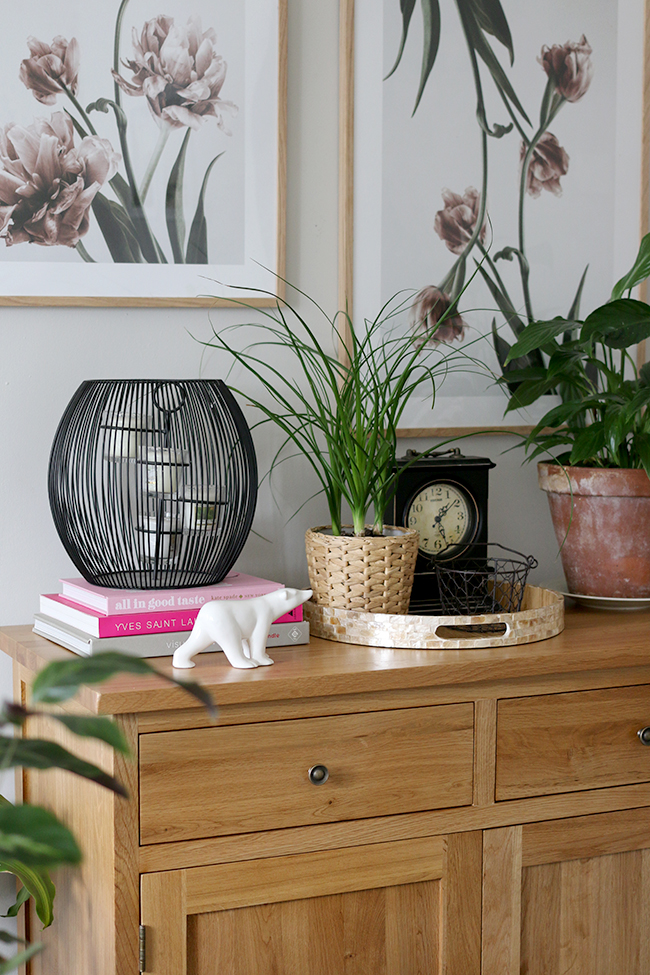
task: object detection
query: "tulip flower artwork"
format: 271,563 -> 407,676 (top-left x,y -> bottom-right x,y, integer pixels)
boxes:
0,4 -> 241,268
384,0 -> 604,406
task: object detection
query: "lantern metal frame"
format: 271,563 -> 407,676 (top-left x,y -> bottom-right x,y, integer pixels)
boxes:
48,380 -> 258,590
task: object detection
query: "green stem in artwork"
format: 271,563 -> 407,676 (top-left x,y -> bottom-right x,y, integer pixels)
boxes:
113,0 -> 132,107
139,124 -> 171,203
61,86 -> 97,136
75,241 -> 96,263
518,85 -> 566,313
443,127 -> 488,302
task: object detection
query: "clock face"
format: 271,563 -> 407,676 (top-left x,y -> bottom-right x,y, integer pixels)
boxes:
406,480 -> 479,559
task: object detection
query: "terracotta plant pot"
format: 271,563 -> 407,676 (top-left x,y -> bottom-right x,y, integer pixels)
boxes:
538,463 -> 650,598
305,525 -> 419,614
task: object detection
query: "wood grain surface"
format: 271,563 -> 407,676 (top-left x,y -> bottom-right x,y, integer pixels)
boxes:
3,607 -> 650,715
139,704 -> 473,844
496,683 -> 650,799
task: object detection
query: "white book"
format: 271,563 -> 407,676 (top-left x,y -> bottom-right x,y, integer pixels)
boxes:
33,613 -> 310,658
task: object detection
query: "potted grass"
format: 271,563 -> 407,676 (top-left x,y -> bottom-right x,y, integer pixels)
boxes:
202,287 -> 468,613
501,234 -> 650,599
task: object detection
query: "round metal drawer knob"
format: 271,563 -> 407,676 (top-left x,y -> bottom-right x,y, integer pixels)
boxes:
637,727 -> 650,745
308,764 -> 329,785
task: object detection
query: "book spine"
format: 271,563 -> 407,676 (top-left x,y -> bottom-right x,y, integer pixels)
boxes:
42,596 -> 302,638
34,618 -> 309,656
61,580 -> 284,614
265,621 -> 309,646
97,605 -> 303,635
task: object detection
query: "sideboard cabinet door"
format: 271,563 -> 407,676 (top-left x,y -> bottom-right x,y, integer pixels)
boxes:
140,832 -> 482,975
482,807 -> 650,975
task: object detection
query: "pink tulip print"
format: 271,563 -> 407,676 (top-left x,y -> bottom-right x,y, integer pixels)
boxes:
0,3 -> 238,266
388,1 -> 596,395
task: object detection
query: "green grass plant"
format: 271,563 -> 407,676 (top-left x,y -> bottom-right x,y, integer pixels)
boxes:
202,286 -> 473,536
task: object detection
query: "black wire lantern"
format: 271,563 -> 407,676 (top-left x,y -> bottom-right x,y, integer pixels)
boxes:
48,380 -> 257,589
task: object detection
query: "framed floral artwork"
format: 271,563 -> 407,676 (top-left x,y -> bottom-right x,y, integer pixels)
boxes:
0,0 -> 286,306
341,0 -> 648,433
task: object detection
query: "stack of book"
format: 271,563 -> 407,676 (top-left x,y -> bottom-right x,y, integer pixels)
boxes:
34,572 -> 309,657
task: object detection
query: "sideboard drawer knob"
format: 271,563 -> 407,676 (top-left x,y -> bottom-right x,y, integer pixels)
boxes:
308,764 -> 329,785
637,727 -> 650,745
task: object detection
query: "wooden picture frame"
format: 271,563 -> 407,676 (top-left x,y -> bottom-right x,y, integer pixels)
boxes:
0,0 -> 287,307
340,0 -> 649,435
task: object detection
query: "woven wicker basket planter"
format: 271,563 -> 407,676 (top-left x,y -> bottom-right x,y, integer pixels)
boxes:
305,525 -> 419,614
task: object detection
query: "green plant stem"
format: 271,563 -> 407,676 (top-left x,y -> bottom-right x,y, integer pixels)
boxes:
495,85 -> 529,143
61,86 -> 97,136
75,241 -> 95,263
140,125 -> 171,203
444,127 -> 489,301
476,242 -> 510,297
518,89 -> 566,322
113,0 -> 131,107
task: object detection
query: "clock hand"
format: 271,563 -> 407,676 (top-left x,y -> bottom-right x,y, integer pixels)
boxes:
435,498 -> 460,522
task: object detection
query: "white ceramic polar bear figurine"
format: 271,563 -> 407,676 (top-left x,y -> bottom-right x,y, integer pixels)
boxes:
172,587 -> 313,670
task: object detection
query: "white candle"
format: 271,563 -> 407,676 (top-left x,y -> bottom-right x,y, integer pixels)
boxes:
143,447 -> 189,495
183,484 -> 222,530
102,411 -> 147,460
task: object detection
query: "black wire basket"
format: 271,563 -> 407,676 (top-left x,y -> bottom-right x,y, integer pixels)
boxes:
435,544 -> 538,618
49,380 -> 257,589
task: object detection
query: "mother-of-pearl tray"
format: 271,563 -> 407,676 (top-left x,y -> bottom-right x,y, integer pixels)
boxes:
304,585 -> 564,650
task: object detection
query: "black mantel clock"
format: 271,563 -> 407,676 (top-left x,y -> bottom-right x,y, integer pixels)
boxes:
386,448 -> 496,613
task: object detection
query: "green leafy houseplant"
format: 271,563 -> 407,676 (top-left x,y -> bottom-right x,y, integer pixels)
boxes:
202,288 -> 469,537
0,652 -> 213,974
501,233 -> 650,473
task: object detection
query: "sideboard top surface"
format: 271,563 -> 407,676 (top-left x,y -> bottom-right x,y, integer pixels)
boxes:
1,607 -> 649,715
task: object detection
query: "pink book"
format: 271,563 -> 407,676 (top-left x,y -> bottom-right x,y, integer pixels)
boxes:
40,593 -> 302,639
59,572 -> 284,615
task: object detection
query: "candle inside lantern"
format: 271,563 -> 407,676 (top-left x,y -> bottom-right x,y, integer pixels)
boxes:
101,410 -> 148,460
183,484 -> 223,530
143,447 -> 189,495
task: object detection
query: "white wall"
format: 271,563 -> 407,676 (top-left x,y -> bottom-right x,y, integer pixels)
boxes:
0,1 -> 561,687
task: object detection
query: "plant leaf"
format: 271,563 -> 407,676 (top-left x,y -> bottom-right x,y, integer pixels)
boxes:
186,153 -> 225,264
581,298 -> 650,349
505,318 -> 575,362
634,433 -> 650,477
88,97 -> 167,263
52,715 -> 129,755
468,0 -> 513,62
611,232 -> 650,300
91,193 -> 143,263
166,129 -> 191,264
569,423 -> 606,466
0,806 -> 80,869
467,15 -> 531,124
384,0 -> 417,80
0,885 -> 30,919
0,941 -> 44,974
566,264 -> 589,322
504,376 -> 558,412
0,861 -> 55,927
0,739 -> 127,797
491,320 -> 538,393
31,651 -> 216,718
412,0 -> 442,114
475,263 -> 527,338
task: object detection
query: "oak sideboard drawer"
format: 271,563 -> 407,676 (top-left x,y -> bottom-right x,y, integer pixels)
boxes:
496,685 -> 650,800
139,703 -> 474,844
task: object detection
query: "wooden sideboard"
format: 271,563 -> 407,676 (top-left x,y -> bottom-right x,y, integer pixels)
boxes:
2,607 -> 650,975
